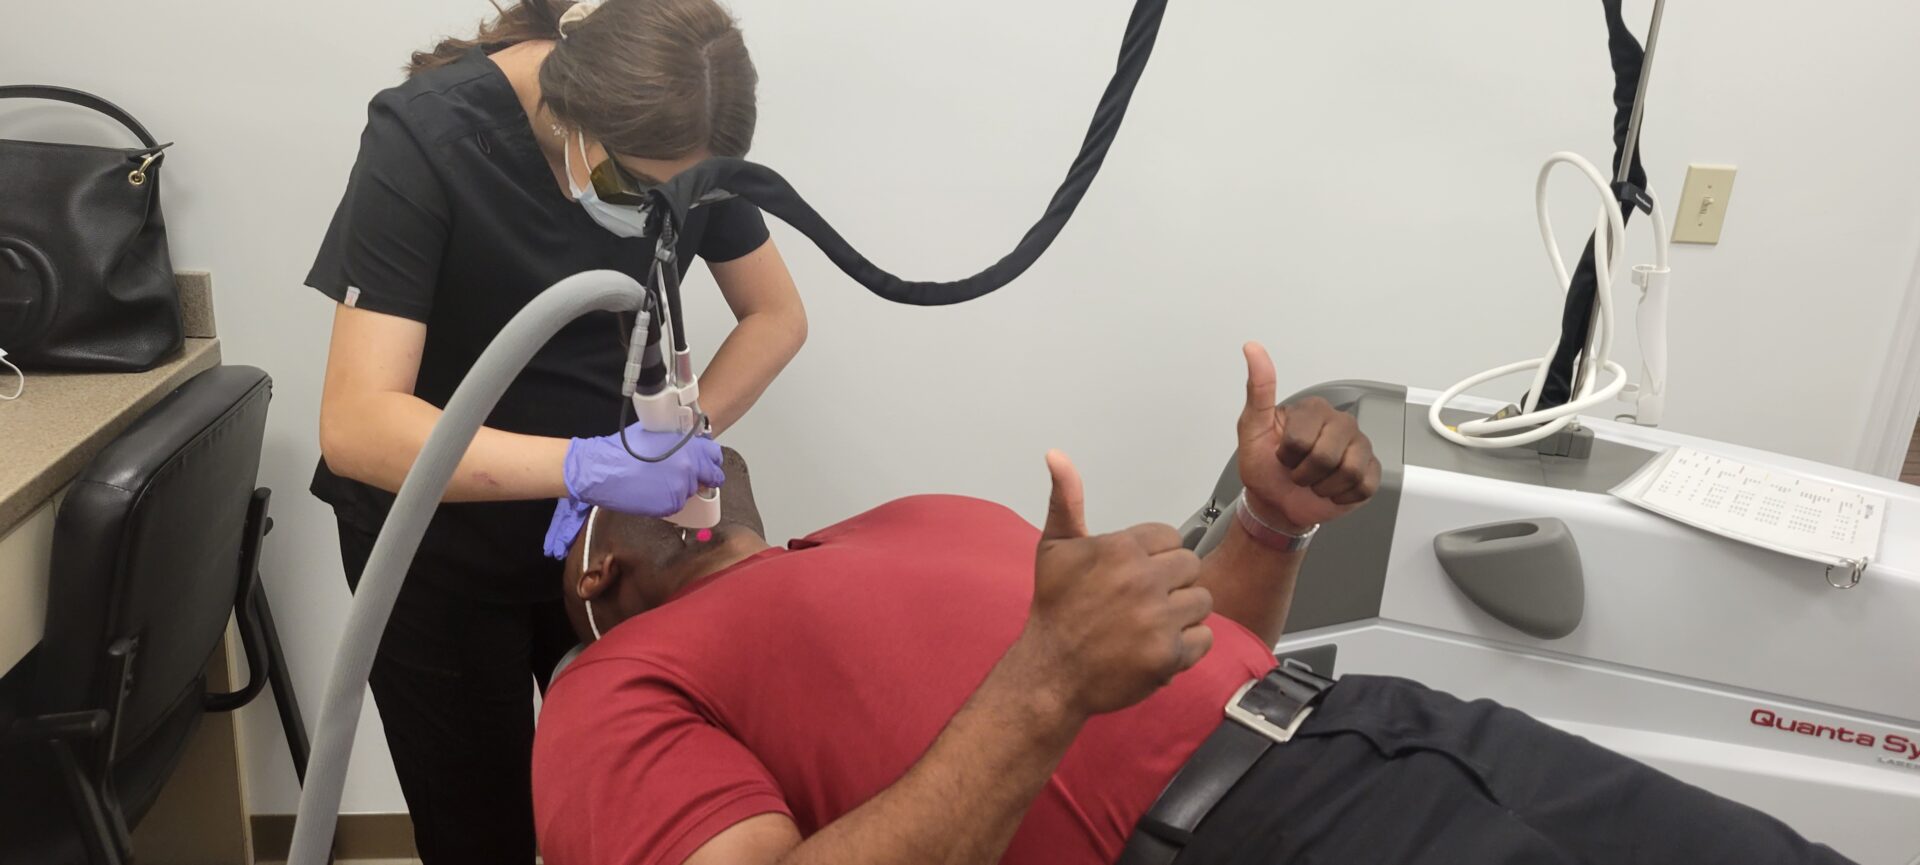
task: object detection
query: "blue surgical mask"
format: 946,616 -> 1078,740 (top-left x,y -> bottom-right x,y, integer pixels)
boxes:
566,132 -> 652,238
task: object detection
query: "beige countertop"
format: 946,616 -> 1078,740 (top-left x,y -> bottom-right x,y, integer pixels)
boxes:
0,337 -> 224,535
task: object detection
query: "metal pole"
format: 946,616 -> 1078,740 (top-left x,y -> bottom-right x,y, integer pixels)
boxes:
1615,0 -> 1669,185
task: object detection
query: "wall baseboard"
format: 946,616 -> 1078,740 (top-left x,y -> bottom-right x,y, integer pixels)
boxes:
250,813 -> 416,863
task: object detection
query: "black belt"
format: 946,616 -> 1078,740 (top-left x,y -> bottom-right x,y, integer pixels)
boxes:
1115,659 -> 1335,865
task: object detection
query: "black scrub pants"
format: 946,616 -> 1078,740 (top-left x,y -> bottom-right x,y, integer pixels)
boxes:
1178,675 -> 1856,864
336,520 -> 578,865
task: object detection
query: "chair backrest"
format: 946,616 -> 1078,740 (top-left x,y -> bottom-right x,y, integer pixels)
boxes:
30,365 -> 271,814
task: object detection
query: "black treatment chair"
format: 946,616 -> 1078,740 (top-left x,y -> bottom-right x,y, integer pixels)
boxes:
0,366 -> 316,865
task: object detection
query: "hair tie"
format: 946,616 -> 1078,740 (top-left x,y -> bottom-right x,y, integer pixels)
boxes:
558,2 -> 598,39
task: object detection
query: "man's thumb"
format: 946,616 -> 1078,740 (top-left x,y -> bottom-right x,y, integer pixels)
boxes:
1240,341 -> 1279,432
1041,450 -> 1089,541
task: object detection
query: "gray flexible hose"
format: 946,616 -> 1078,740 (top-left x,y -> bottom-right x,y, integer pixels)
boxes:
287,271 -> 649,865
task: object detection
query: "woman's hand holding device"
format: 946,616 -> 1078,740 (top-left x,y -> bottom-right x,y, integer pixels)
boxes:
542,424 -> 724,557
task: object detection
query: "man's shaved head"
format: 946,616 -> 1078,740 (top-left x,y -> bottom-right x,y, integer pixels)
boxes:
576,447 -> 762,562
563,447 -> 767,641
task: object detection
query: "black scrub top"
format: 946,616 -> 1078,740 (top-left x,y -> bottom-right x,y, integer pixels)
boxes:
306,47 -> 769,601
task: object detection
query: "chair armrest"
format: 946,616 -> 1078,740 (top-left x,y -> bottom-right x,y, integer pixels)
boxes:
3,709 -> 110,744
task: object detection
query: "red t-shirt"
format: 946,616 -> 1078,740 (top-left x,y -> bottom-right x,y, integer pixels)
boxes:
532,495 -> 1276,865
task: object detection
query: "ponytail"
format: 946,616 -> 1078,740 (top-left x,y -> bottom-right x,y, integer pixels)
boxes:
407,0 -> 572,77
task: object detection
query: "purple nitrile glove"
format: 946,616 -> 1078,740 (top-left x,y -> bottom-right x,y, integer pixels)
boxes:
540,425 -> 725,559
543,498 -> 593,560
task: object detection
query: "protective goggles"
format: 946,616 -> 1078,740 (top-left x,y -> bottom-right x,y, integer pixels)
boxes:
592,154 -> 739,211
588,155 -> 654,207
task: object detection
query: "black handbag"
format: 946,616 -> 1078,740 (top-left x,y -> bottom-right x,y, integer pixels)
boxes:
0,86 -> 182,372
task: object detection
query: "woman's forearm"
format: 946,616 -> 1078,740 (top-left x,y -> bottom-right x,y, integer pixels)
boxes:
319,389 -> 569,502
698,309 -> 806,436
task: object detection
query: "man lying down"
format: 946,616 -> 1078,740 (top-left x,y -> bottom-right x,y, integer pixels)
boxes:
531,344 -> 1851,865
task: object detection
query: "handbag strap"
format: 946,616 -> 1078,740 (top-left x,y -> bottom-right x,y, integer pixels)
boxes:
0,85 -> 161,151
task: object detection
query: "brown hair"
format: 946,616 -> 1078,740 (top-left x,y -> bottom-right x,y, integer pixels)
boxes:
409,0 -> 758,159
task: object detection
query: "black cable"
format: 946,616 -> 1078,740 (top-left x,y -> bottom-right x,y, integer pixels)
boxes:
630,0 -> 1641,403
652,223 -> 690,353
641,0 -> 1174,307
612,234 -> 706,464
1533,0 -> 1652,410
617,394 -> 707,463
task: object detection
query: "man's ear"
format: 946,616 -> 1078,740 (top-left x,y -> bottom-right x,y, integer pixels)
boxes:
577,550 -> 621,602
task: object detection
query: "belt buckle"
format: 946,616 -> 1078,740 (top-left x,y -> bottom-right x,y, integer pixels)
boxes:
1223,679 -> 1315,744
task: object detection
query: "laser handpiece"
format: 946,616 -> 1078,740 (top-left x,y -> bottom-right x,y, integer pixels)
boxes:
616,221 -> 721,529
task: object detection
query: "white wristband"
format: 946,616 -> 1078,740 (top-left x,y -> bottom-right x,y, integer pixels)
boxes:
1234,490 -> 1318,552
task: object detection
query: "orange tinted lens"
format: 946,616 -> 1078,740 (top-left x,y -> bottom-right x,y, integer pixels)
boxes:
590,159 -> 650,206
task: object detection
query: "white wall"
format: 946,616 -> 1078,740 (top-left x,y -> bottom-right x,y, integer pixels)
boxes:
6,0 -> 1918,816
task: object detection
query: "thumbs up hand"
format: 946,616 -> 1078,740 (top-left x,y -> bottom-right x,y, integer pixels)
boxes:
1010,451 -> 1214,720
1235,343 -> 1381,534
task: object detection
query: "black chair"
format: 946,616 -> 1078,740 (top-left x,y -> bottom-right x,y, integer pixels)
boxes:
0,366 -> 313,865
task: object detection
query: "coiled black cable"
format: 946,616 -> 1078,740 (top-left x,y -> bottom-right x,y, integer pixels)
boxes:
643,0 -> 1175,307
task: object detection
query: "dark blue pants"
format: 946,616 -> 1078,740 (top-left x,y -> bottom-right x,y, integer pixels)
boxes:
1179,675 -> 1856,864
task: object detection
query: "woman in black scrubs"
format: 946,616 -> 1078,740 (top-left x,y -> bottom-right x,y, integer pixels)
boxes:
306,1 -> 805,861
